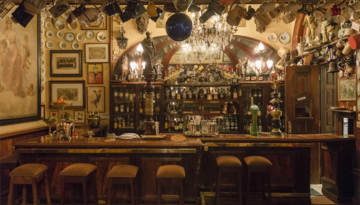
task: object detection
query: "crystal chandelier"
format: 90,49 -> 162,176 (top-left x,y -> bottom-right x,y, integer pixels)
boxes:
182,11 -> 237,63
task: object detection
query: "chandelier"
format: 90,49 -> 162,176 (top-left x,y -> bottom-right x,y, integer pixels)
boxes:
182,11 -> 237,63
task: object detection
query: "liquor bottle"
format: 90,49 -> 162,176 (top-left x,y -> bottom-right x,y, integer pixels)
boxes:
171,117 -> 175,131
230,116 -> 234,131
122,117 -> 125,128
232,73 -> 238,84
257,102 -> 262,116
114,116 -> 118,129
156,88 -> 160,100
245,71 -> 250,81
115,104 -> 119,113
127,116 -> 130,127
234,117 -> 238,131
259,118 -> 262,132
118,117 -> 122,128
186,117 -> 190,131
225,116 -> 230,132
155,103 -> 160,113
179,118 -> 183,131
182,88 -> 187,99
219,89 -> 224,99
139,103 -> 143,114
143,89 -> 146,100
174,119 -> 179,131
120,103 -> 124,112
165,88 -> 170,99
168,117 -> 172,131
207,88 -> 212,100
131,103 -> 134,112
171,87 -> 176,99
221,118 -> 226,132
188,89 -> 192,99
165,117 -> 168,130
116,89 -> 122,99
114,89 -> 119,101
250,69 -> 257,81
124,89 -> 129,99
214,88 -> 218,99
176,88 -> 181,99
130,117 -> 134,128
129,89 -> 134,100
126,103 -> 130,112
199,88 -> 205,99
233,88 -> 238,99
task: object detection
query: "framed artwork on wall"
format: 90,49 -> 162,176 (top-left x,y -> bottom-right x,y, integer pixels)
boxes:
88,63 -> 103,84
87,86 -> 105,113
339,78 -> 356,101
85,43 -> 109,63
223,52 -> 231,62
0,8 -> 41,126
50,50 -> 82,77
49,81 -> 86,109
81,15 -> 107,30
74,110 -> 86,124
49,111 -> 59,124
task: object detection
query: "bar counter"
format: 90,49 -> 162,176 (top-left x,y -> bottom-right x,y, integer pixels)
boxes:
13,134 -> 355,205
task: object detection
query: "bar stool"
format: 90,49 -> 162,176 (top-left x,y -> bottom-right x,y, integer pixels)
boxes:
7,163 -> 51,205
243,156 -> 272,205
107,165 -> 139,205
215,156 -> 242,205
156,165 -> 185,205
60,163 -> 98,205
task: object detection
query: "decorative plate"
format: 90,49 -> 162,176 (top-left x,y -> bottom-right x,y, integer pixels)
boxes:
41,76 -> 45,84
59,41 -> 67,49
67,21 -> 78,30
279,32 -> 290,44
41,85 -> 45,92
41,49 -> 44,56
41,58 -> 45,66
72,42 -> 80,49
41,28 -> 44,35
46,30 -> 54,38
184,55 -> 192,63
267,33 -> 277,42
97,32 -> 107,41
41,67 -> 45,75
55,19 -> 65,30
41,39 -> 45,47
76,33 -> 85,42
44,21 -> 52,29
56,31 -> 64,38
86,30 -> 95,40
65,32 -> 75,42
46,41 -> 54,48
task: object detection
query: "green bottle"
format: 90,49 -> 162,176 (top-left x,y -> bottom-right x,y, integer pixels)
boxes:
250,105 -> 259,136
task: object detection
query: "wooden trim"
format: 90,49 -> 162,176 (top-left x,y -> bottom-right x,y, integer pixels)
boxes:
0,126 -> 47,140
292,14 -> 306,50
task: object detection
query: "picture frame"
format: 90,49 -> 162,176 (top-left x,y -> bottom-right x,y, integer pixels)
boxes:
49,81 -> 86,109
223,52 -> 231,62
0,8 -> 41,126
81,15 -> 107,30
87,86 -> 105,113
85,43 -> 109,63
88,63 -> 103,84
214,49 -> 221,59
41,105 -> 45,119
339,78 -> 356,101
49,111 -> 59,124
74,110 -> 86,124
50,50 -> 82,77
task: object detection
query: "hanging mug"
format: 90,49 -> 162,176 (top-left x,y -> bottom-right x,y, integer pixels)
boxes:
147,2 -> 157,17
258,2 -> 275,14
226,1 -> 245,26
49,0 -> 70,18
255,12 -> 271,26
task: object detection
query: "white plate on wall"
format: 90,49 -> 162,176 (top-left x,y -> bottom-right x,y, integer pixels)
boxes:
55,19 -> 65,30
279,32 -> 290,44
57,31 -> 64,38
86,30 -> 95,40
46,30 -> 54,38
65,32 -> 75,42
76,33 -> 85,42
46,41 -> 54,48
72,42 -> 80,49
97,31 -> 107,41
44,21 -> 52,29
59,41 -> 67,49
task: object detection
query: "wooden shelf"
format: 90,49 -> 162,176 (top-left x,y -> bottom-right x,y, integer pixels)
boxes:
109,81 -> 164,85
164,99 -> 240,102
328,109 -> 356,113
115,100 -> 135,103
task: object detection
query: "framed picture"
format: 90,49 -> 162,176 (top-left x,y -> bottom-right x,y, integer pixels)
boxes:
87,86 -> 105,113
223,52 -> 231,62
85,44 -> 109,63
0,8 -> 41,125
88,63 -> 103,84
49,111 -> 59,124
49,81 -> 86,109
339,78 -> 356,101
214,49 -> 221,59
41,105 -> 45,119
50,50 -> 82,77
81,15 -> 107,30
74,110 -> 86,124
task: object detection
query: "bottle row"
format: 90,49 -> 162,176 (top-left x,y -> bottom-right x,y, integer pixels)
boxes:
113,116 -> 135,129
165,87 -> 240,100
113,88 -> 161,101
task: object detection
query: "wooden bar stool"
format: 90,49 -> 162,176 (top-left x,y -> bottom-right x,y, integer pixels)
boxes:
7,163 -> 51,205
60,163 -> 98,205
156,165 -> 185,205
215,156 -> 243,205
243,156 -> 272,205
107,165 -> 139,205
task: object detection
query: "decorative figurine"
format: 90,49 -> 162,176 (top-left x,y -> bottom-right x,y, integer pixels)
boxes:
303,14 -> 317,40
296,36 -> 305,56
320,19 -> 329,44
142,31 -> 156,68
275,47 -> 291,72
136,13 -> 149,34
327,18 -> 338,42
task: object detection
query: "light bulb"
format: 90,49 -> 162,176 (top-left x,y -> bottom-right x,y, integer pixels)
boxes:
255,60 -> 262,69
130,62 -> 136,70
136,43 -> 143,53
258,42 -> 265,51
266,60 -> 273,69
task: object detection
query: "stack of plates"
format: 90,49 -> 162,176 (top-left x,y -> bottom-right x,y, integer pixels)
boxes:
116,133 -> 140,139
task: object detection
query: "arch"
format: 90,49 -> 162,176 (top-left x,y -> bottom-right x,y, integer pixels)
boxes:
292,14 -> 306,50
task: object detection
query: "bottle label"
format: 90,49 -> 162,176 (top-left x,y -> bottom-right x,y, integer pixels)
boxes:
120,105 -> 124,112
233,93 -> 237,99
125,93 -> 129,98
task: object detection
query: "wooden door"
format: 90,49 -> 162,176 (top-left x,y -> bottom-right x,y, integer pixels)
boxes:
320,63 -> 337,133
285,65 -> 320,134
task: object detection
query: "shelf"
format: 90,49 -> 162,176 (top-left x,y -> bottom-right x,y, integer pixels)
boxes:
140,99 -> 161,102
328,109 -> 356,113
203,113 -> 240,116
140,113 -> 160,115
164,99 -> 241,102
164,83 -> 235,87
114,113 -> 136,116
294,37 -> 348,58
115,100 -> 135,103
110,81 -> 164,85
219,131 -> 241,134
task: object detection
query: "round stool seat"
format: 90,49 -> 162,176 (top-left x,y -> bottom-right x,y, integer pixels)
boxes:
107,165 -> 139,178
9,163 -> 47,177
157,165 -> 185,179
244,156 -> 272,167
216,156 -> 242,167
60,163 -> 97,176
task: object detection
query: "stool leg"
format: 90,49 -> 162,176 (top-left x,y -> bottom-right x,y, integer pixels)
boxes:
60,180 -> 65,205
107,179 -> 112,205
92,177 -> 98,205
216,168 -> 221,205
267,171 -> 272,204
261,174 -> 266,201
32,179 -> 38,205
237,170 -> 242,204
44,172 -> 52,205
180,179 -> 184,205
70,184 -> 75,205
82,180 -> 87,205
245,169 -> 251,205
130,179 -> 135,205
157,179 -> 161,205
22,185 -> 27,205
7,178 -> 14,205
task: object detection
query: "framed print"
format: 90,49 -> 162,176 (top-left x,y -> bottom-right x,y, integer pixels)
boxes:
339,78 -> 356,101
87,86 -> 105,113
41,105 -> 45,119
74,110 -> 86,124
49,111 -> 59,124
223,52 -> 231,62
50,50 -> 82,77
85,43 -> 109,63
81,14 -> 107,30
0,8 -> 41,125
88,63 -> 103,84
49,81 -> 86,109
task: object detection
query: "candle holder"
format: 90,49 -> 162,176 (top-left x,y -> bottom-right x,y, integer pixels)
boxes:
43,118 -> 57,137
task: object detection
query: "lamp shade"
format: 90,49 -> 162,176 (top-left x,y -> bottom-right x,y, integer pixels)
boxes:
166,13 -> 193,41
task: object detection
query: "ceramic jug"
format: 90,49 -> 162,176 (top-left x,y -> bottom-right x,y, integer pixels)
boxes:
226,2 -> 245,26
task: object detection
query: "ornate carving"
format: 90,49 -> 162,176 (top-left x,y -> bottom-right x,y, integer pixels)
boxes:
136,13 -> 149,35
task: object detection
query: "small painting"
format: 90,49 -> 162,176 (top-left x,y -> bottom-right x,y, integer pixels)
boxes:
87,86 -> 105,113
50,50 -> 82,77
74,110 -> 85,124
223,52 -> 231,62
339,78 -> 356,101
88,63 -> 103,84
41,105 -> 45,119
81,14 -> 107,30
49,81 -> 85,109
49,111 -> 59,123
85,43 -> 109,63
